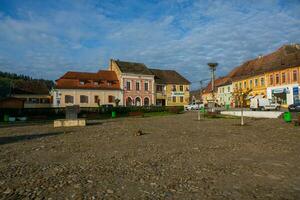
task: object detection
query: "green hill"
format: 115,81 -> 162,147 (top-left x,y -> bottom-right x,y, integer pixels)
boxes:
0,71 -> 54,99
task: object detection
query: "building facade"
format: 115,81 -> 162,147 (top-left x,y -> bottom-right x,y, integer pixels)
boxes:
150,69 -> 190,106
228,44 -> 300,107
11,81 -> 52,108
217,83 -> 233,106
109,59 -> 155,106
265,66 -> 300,106
53,70 -> 122,107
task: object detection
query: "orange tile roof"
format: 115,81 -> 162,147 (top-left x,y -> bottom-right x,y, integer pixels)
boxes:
202,76 -> 231,94
228,44 -> 300,81
55,70 -> 120,90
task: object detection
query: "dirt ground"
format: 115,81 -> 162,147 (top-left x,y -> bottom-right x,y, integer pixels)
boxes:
0,112 -> 300,200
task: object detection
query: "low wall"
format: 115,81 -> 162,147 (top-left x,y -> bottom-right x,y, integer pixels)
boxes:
54,119 -> 86,127
221,111 -> 283,119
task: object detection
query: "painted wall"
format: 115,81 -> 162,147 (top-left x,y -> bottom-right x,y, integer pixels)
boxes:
12,94 -> 51,108
232,74 -> 267,96
217,84 -> 233,106
165,84 -> 190,106
122,75 -> 155,106
52,89 -> 122,108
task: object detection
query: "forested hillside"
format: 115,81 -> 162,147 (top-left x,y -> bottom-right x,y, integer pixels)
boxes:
0,71 -> 54,99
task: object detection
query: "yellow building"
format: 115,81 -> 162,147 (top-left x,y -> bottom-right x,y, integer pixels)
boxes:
150,69 -> 190,106
265,66 -> 300,106
228,44 -> 300,107
232,74 -> 267,96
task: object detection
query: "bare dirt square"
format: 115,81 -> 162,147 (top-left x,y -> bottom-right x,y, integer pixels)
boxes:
0,112 -> 300,199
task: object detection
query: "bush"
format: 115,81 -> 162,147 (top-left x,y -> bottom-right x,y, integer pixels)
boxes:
0,106 -> 183,122
165,106 -> 184,114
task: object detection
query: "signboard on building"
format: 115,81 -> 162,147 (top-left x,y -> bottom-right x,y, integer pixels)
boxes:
171,92 -> 184,97
293,87 -> 299,95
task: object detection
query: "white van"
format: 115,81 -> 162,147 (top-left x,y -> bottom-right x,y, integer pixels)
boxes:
250,96 -> 280,111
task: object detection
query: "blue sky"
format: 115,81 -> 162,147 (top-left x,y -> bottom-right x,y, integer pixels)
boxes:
0,0 -> 300,88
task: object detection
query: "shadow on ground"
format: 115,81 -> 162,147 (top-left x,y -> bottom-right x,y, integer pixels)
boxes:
0,131 -> 69,145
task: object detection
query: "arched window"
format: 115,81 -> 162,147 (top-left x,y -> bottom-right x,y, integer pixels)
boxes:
65,95 -> 74,104
126,97 -> 133,106
135,97 -> 141,106
144,97 -> 150,106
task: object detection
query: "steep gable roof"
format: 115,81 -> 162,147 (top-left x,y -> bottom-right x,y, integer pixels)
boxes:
229,44 -> 300,81
150,68 -> 190,84
113,60 -> 153,75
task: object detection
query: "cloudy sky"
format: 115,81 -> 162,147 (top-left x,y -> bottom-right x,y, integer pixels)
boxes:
0,0 -> 300,88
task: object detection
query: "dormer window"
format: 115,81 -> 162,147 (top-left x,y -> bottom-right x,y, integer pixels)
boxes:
80,81 -> 85,85
107,81 -> 112,86
94,81 -> 99,86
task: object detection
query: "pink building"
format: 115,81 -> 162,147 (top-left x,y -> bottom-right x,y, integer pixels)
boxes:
109,59 -> 155,106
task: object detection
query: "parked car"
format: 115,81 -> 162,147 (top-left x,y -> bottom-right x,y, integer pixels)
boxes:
250,97 -> 280,111
185,103 -> 204,111
288,102 -> 300,112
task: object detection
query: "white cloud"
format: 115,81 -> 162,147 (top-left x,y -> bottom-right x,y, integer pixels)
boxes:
0,0 -> 299,90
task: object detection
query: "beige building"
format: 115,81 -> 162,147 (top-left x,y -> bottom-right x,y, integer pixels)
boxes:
53,70 -> 122,107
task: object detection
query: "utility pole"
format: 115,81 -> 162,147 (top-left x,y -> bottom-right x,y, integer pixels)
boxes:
198,80 -> 203,121
241,92 -> 244,126
208,63 -> 218,112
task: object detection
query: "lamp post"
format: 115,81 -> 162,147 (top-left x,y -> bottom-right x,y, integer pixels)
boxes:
208,63 -> 218,112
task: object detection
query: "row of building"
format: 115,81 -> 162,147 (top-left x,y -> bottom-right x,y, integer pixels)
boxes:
1,59 -> 191,108
199,44 -> 300,107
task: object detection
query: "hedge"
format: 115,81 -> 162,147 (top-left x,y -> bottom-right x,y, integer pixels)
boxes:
0,106 -> 184,121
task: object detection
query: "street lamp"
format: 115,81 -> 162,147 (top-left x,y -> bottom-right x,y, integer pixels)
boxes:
208,62 -> 218,112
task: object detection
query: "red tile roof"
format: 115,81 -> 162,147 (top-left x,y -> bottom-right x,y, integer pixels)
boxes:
202,76 -> 231,94
55,70 -> 120,90
228,44 -> 300,81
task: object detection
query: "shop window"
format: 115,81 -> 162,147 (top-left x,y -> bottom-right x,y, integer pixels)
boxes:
180,85 -> 183,91
94,95 -> 99,103
261,77 -> 265,86
172,85 -> 176,91
80,95 -> 88,103
270,75 -> 274,85
108,95 -> 115,103
180,96 -> 184,102
172,96 -> 176,102
156,85 -> 163,92
293,70 -> 298,82
136,82 -> 140,91
65,95 -> 74,104
275,74 -> 280,84
282,73 -> 286,83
